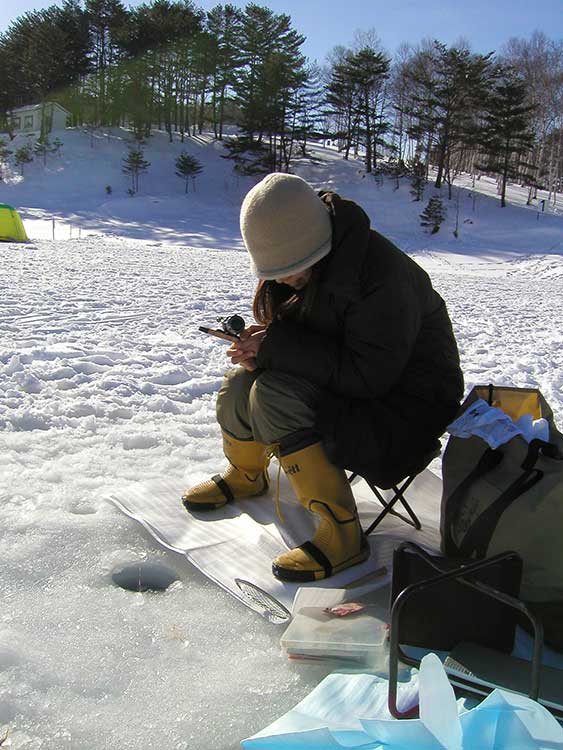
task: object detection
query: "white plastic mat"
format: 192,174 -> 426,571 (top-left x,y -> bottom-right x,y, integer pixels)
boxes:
108,466 -> 443,611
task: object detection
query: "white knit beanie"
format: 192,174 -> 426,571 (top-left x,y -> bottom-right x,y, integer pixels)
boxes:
240,173 -> 332,280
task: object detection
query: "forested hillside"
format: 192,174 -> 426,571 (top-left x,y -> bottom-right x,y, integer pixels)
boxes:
1,2 -> 562,204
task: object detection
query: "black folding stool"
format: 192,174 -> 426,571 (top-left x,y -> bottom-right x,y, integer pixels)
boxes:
349,442 -> 441,535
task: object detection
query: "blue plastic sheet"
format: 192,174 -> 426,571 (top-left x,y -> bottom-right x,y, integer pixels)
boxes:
241,654 -> 563,749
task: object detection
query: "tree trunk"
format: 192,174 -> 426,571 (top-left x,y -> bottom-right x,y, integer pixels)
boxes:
363,90 -> 372,173
554,128 -> 563,208
501,145 -> 510,208
198,77 -> 208,134
343,105 -> 353,160
434,116 -> 451,188
218,84 -> 226,139
435,143 -> 445,188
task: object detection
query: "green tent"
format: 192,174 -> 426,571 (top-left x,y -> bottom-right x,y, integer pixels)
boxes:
0,203 -> 28,241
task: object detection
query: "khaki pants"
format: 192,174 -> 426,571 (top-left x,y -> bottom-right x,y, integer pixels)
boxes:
217,367 -> 322,445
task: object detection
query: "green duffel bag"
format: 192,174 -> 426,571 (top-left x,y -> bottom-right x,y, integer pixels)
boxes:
441,384 -> 563,649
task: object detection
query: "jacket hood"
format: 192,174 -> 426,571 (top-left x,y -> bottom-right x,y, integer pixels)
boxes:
318,191 -> 372,301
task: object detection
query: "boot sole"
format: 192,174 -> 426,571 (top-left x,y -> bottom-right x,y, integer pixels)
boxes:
182,498 -> 227,512
182,483 -> 269,512
272,538 -> 371,583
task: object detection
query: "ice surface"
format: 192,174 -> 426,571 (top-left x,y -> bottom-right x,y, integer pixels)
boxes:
0,127 -> 562,749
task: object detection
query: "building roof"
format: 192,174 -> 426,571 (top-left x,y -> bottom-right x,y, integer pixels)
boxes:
10,102 -> 70,115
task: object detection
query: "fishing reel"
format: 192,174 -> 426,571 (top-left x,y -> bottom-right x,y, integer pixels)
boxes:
218,314 -> 245,337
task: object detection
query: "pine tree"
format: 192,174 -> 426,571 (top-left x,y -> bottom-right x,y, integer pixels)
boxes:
388,43 -> 418,168
206,4 -> 244,140
0,138 -> 13,181
346,46 -> 390,173
1,4 -> 90,112
232,5 -> 307,171
420,196 -> 446,233
410,160 -> 426,201
478,71 -> 536,207
56,1 -> 91,83
0,39 -> 18,124
501,32 -> 563,207
175,151 -> 203,193
221,136 -> 270,176
84,0 -> 129,125
294,63 -> 324,155
118,1 -> 204,139
324,43 -> 391,171
122,146 -> 150,193
15,144 -> 33,175
407,42 -> 495,191
325,50 -> 360,160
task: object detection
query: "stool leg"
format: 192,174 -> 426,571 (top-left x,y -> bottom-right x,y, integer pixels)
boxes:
363,477 -> 422,534
391,476 -> 422,529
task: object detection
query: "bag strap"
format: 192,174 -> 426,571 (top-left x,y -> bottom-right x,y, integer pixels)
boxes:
522,438 -> 561,466
458,466 -> 543,558
443,447 -> 503,556
457,439 -> 556,559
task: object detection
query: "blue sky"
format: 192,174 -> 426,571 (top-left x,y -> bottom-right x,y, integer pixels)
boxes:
2,0 -> 562,62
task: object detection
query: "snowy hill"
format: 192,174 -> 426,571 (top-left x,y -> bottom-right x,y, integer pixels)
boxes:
1,128 -> 248,247
0,127 -> 562,750
2,126 -> 563,255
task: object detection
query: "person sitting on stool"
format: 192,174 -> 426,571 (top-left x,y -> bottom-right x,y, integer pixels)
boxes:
182,173 -> 464,582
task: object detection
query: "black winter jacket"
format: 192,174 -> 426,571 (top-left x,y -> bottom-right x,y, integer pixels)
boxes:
255,192 -> 464,486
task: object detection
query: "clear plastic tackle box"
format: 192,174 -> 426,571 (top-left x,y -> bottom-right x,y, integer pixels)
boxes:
281,587 -> 388,667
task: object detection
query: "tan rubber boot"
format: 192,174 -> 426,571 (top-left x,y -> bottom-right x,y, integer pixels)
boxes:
272,441 -> 370,582
182,431 -> 269,511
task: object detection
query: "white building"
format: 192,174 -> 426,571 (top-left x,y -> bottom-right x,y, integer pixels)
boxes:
8,102 -> 70,135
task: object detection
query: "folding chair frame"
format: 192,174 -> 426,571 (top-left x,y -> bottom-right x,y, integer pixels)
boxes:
387,542 -> 545,720
348,472 -> 423,534
349,446 -> 440,535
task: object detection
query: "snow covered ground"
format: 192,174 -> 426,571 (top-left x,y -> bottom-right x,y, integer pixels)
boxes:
0,128 -> 562,749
